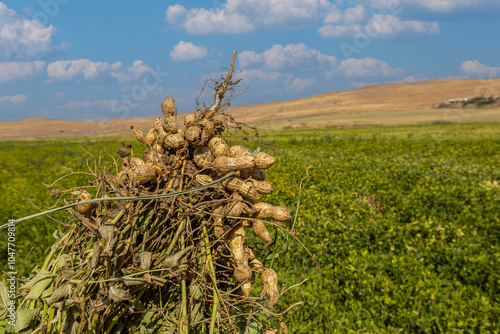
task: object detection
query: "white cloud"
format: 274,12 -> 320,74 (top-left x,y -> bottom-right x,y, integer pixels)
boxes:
0,60 -> 45,82
54,91 -> 65,98
325,57 -> 405,78
47,59 -> 159,84
289,77 -> 316,91
364,0 -> 500,13
0,2 -> 68,60
0,94 -> 28,105
460,60 -> 500,78
319,14 -> 439,39
239,43 -> 337,70
47,59 -> 122,81
170,41 -> 208,62
111,60 -> 156,84
58,99 -> 118,110
166,0 -> 337,34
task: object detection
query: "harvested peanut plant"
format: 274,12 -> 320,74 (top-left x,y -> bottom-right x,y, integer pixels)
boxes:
1,51 -> 311,334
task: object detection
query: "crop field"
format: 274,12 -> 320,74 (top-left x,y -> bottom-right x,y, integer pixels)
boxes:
1,123 -> 500,333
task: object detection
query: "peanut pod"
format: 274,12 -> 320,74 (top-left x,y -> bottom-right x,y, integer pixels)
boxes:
229,225 -> 247,266
250,179 -> 273,194
213,156 -> 255,174
76,191 -> 93,216
185,125 -> 201,142
229,145 -> 252,157
164,133 -> 185,150
239,168 -> 266,181
262,268 -> 279,309
145,128 -> 155,146
208,137 -> 229,158
222,177 -> 261,202
252,220 -> 272,243
234,264 -> 252,283
254,152 -> 276,170
131,125 -> 146,144
193,146 -> 214,168
195,174 -> 213,186
253,202 -> 292,222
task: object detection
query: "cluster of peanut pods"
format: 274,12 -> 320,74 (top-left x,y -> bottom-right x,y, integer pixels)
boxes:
107,98 -> 292,309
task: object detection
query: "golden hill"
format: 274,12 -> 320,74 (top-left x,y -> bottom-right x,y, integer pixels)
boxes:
228,78 -> 500,128
1,78 -> 499,140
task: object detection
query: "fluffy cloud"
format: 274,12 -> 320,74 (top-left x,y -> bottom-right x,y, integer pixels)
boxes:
0,2 -> 68,60
363,0 -> 500,14
239,43 -> 337,70
0,94 -> 28,105
46,59 -> 158,84
319,14 -> 439,40
111,60 -> 157,84
165,0 -> 497,39
238,43 -> 405,94
461,60 -> 500,78
325,57 -> 405,79
170,41 -> 208,62
0,60 -> 45,82
166,0 -> 336,34
47,59 -> 122,81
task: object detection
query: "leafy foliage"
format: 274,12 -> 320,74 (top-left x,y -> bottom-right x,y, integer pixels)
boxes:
1,123 -> 500,333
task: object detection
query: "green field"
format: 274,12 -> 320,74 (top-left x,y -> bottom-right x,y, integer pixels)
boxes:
1,123 -> 500,333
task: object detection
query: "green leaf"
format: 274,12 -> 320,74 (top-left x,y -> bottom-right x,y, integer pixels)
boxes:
240,321 -> 262,334
14,309 -> 37,332
0,282 -> 10,310
25,273 -> 53,300
20,270 -> 50,291
52,229 -> 64,241
265,252 -> 279,261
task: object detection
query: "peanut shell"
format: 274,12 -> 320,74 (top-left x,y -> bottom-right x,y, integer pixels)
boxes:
164,133 -> 185,149
229,226 -> 246,266
193,146 -> 214,168
76,191 -> 93,216
254,152 -> 276,170
253,202 -> 292,222
229,145 -> 252,157
185,125 -> 201,142
239,168 -> 266,181
252,220 -> 272,243
262,268 -> 279,309
213,156 -> 255,174
208,137 -> 229,157
145,128 -> 155,146
161,97 -> 177,117
234,265 -> 252,283
222,177 -> 261,202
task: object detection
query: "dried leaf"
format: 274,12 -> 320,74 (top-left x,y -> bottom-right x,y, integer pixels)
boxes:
109,286 -> 132,302
45,284 -> 72,305
164,246 -> 194,268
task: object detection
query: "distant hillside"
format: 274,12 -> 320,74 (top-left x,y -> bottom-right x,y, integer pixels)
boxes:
227,78 -> 500,127
1,78 -> 500,140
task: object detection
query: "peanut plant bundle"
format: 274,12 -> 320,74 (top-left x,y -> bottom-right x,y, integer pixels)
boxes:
3,52 -> 307,334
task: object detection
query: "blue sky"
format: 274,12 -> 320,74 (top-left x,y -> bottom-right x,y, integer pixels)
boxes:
1,0 -> 499,122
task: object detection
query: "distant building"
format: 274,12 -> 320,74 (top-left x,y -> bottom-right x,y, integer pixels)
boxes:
448,97 -> 472,103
